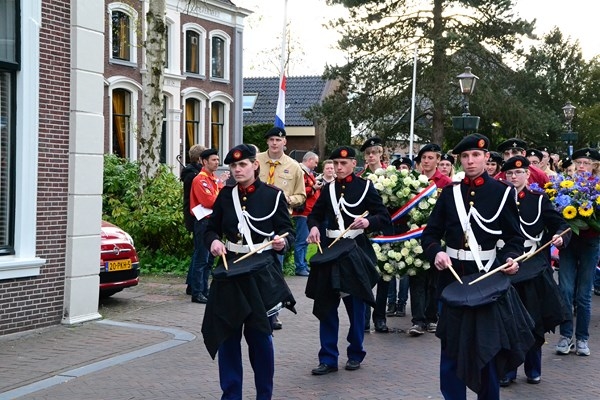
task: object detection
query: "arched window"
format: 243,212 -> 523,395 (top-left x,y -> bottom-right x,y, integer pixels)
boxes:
108,3 -> 138,64
185,98 -> 200,163
211,101 -> 224,161
183,24 -> 206,77
209,31 -> 230,81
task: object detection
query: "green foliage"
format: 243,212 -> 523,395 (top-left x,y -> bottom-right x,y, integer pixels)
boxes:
103,154 -> 192,272
138,248 -> 190,275
243,123 -> 273,151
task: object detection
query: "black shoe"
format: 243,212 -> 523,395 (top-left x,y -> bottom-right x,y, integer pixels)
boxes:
295,270 -> 310,276
191,294 -> 208,304
386,303 -> 397,316
186,285 -> 192,295
364,324 -> 371,332
272,316 -> 283,330
374,320 -> 389,333
526,376 -> 541,384
499,377 -> 513,387
595,289 -> 600,296
396,304 -> 406,317
345,359 -> 361,371
311,363 -> 338,375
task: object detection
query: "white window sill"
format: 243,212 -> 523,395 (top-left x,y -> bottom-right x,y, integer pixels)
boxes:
0,257 -> 46,280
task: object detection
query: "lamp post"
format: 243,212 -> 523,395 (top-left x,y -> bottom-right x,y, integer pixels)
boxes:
561,101 -> 578,157
452,66 -> 480,133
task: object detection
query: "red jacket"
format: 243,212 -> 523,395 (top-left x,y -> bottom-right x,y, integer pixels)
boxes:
292,167 -> 320,217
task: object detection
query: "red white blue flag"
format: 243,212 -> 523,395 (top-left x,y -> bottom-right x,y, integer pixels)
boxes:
275,75 -> 286,128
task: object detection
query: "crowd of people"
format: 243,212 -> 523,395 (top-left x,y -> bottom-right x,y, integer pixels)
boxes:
179,127 -> 600,400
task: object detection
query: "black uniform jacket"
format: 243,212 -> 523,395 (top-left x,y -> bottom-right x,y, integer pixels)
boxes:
421,172 -> 525,295
201,179 -> 296,359
305,174 -> 391,318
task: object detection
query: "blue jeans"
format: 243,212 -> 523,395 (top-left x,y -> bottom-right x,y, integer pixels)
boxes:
190,218 -> 214,297
558,234 -> 600,341
388,275 -> 409,306
293,216 -> 309,274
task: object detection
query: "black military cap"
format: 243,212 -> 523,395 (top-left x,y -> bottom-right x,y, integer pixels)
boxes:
497,138 -> 527,153
440,153 -> 455,164
572,147 -> 600,161
224,144 -> 257,164
538,145 -> 551,153
501,156 -> 530,172
360,136 -> 383,152
200,148 -> 218,160
417,143 -> 442,158
526,149 -> 543,162
392,156 -> 413,169
452,133 -> 489,155
560,157 -> 573,169
329,146 -> 356,159
488,151 -> 503,165
264,127 -> 286,138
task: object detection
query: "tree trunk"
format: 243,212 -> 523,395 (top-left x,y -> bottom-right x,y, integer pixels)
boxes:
430,0 -> 446,146
139,0 -> 166,188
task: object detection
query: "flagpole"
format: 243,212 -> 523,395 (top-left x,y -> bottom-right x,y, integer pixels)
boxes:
408,43 -> 418,159
274,0 -> 288,129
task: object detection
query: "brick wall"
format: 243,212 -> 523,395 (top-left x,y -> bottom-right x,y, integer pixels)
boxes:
0,0 -> 71,335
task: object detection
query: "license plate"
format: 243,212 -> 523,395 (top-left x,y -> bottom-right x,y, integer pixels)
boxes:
107,259 -> 132,271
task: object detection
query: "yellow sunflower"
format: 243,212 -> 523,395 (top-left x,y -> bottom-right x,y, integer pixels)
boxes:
596,197 -> 600,205
596,183 -> 600,191
560,180 -> 575,189
544,182 -> 554,189
578,204 -> 594,217
563,205 -> 577,219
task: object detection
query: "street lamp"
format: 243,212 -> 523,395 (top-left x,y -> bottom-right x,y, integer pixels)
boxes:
452,66 -> 480,132
561,101 -> 578,156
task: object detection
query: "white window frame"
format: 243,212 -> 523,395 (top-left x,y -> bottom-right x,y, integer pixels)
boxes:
208,30 -> 230,82
181,88 -> 209,151
208,91 -> 233,163
107,2 -> 138,65
182,23 -> 206,77
107,76 -> 141,162
0,0 -> 46,279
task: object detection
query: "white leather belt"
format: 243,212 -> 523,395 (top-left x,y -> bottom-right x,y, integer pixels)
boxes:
326,229 -> 364,239
226,240 -> 271,254
446,247 -> 496,262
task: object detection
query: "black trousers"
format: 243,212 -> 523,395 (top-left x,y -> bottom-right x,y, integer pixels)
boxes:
365,276 -> 390,323
409,269 -> 438,326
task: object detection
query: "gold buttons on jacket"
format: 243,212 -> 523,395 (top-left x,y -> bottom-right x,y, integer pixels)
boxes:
470,191 -> 475,196
242,197 -> 247,201
469,201 -> 474,206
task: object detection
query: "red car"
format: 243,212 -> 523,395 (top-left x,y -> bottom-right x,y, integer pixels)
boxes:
100,221 -> 140,297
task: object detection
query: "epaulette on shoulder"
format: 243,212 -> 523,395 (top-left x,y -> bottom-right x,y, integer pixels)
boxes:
526,186 -> 545,196
496,179 -> 514,188
265,183 -> 284,192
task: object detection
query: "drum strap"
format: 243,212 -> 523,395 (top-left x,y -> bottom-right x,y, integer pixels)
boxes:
329,179 -> 371,231
232,186 -> 280,251
453,184 -> 507,272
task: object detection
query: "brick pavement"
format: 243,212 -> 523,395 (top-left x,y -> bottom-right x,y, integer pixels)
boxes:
1,275 -> 600,399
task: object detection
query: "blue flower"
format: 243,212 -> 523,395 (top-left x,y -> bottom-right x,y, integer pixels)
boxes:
555,194 -> 572,209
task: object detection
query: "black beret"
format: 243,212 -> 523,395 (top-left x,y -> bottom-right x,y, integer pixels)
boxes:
497,138 -> 527,153
224,144 -> 257,164
417,143 -> 441,158
488,151 -> 503,165
526,149 -> 543,162
501,156 -> 530,172
360,136 -> 383,152
413,154 -> 421,164
572,147 -> 600,161
392,156 -> 413,169
329,146 -> 356,159
264,127 -> 286,138
560,157 -> 573,169
200,148 -> 218,160
452,133 -> 489,155
440,153 -> 455,164
538,145 -> 551,153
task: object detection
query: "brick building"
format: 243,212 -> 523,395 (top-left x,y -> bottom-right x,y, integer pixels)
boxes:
0,0 -> 249,335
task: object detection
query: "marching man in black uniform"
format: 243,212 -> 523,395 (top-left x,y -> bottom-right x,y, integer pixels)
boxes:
202,144 -> 296,400
421,134 -> 525,400
307,146 -> 390,375
499,156 -> 570,387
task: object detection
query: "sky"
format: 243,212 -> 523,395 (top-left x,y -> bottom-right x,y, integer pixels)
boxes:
237,0 -> 600,77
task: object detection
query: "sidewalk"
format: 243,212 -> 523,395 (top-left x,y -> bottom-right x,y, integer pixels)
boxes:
1,275 -> 600,399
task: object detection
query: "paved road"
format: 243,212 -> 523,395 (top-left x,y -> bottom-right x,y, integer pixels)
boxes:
1,274 -> 600,399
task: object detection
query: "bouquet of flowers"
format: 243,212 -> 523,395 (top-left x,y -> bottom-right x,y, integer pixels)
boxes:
366,166 -> 438,280
531,172 -> 600,234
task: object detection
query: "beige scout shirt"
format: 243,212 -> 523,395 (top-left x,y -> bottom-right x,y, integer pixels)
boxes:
256,151 -> 306,211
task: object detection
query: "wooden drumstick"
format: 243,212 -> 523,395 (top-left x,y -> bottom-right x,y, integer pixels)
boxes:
447,264 -> 463,284
328,211 -> 369,249
317,242 -> 323,254
221,252 -> 229,270
468,228 -> 571,285
234,232 -> 290,264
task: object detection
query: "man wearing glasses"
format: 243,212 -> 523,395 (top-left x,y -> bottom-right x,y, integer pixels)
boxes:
494,138 -> 549,186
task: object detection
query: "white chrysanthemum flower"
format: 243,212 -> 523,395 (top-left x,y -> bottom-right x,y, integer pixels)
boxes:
418,174 -> 429,184
409,239 -> 418,246
372,243 -> 381,252
411,180 -> 423,189
414,258 -> 423,268
389,195 -> 398,204
405,256 -> 414,265
384,263 -> 394,273
403,177 -> 413,185
401,247 -> 410,256
399,261 -> 406,269
375,167 -> 386,176
374,183 -> 384,191
403,241 -> 412,249
381,194 -> 389,204
382,274 -> 392,282
402,187 -> 412,197
428,197 -> 437,205
367,174 -> 378,182
413,246 -> 423,254
387,165 -> 396,172
422,262 -> 430,270
399,169 -> 408,177
394,252 -> 403,261
407,268 -> 417,276
418,200 -> 429,209
389,174 -> 398,182
382,178 -> 392,187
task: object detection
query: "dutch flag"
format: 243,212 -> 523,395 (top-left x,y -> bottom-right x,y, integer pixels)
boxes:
274,75 -> 286,128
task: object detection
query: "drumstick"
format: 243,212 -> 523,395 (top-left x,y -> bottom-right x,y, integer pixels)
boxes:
328,211 -> 369,249
233,232 -> 290,264
468,227 -> 571,286
317,242 -> 323,254
221,252 -> 229,270
447,264 -> 463,284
